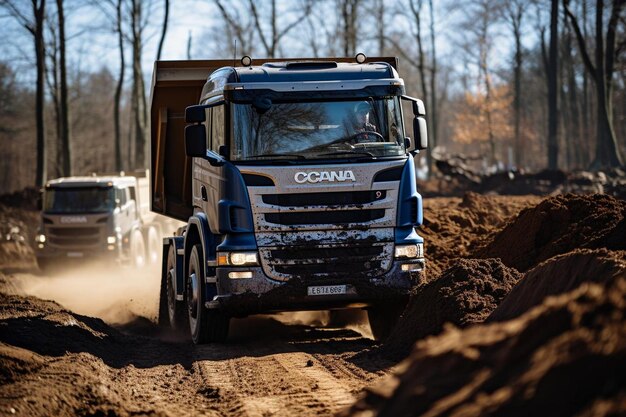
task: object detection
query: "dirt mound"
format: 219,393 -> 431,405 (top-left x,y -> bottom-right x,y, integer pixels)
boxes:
422,193 -> 541,277
490,249 -> 626,322
0,186 -> 41,210
340,276 -> 626,417
382,258 -> 522,358
0,204 -> 38,271
479,194 -> 626,272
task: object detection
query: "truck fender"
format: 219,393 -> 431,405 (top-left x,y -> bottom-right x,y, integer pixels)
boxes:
163,236 -> 185,298
184,213 -> 218,281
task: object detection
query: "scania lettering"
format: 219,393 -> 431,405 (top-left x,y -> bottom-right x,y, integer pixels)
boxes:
294,171 -> 356,184
151,55 -> 428,344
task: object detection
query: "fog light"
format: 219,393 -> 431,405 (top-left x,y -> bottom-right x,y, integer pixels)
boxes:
107,236 -> 117,244
36,234 -> 46,243
38,243 -> 44,249
402,263 -> 424,272
395,243 -> 423,258
228,271 -> 253,279
107,244 -> 116,251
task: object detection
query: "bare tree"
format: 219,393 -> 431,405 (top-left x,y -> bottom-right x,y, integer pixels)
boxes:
213,0 -> 256,56
428,0 -> 437,157
130,0 -> 147,169
155,0 -> 169,60
547,0 -> 559,169
503,0 -> 528,168
565,0 -> 624,168
1,0 -> 47,186
338,0 -> 361,55
248,0 -> 312,58
56,0 -> 70,176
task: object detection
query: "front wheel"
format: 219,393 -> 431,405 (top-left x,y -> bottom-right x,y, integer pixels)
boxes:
367,303 -> 406,341
187,244 -> 230,344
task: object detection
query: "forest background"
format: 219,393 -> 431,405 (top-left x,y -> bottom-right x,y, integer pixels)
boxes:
0,0 -> 624,194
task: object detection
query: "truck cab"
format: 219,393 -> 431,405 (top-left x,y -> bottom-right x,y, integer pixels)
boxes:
151,56 -> 427,343
35,175 -> 152,270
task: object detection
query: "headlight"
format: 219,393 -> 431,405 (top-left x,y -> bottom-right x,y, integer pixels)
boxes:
395,243 -> 423,259
107,236 -> 117,244
36,234 -> 46,243
217,252 -> 258,266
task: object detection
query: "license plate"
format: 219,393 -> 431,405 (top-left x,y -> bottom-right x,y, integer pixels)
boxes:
67,252 -> 83,258
307,285 -> 347,296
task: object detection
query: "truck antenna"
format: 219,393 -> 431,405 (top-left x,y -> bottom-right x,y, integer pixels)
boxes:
233,40 -> 237,66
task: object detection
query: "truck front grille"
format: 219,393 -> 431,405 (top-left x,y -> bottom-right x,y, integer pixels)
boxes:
262,190 -> 386,207
47,226 -> 101,247
259,242 -> 393,281
265,209 -> 385,226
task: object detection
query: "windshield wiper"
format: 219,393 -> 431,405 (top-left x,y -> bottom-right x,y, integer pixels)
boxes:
319,150 -> 374,157
247,153 -> 306,160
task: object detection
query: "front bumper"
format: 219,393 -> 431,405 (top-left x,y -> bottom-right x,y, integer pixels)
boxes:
211,259 -> 425,317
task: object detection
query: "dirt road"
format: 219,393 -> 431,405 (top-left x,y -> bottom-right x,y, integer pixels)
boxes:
0,271 -> 393,417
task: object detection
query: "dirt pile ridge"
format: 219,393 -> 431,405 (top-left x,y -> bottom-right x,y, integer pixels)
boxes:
479,194 -> 626,272
382,258 -> 522,359
340,276 -> 626,417
421,193 -> 541,277
489,249 -> 626,323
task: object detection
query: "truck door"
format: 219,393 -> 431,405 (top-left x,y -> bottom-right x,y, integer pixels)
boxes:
193,104 -> 226,232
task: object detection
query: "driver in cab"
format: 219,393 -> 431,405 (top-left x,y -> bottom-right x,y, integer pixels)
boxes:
351,102 -> 380,143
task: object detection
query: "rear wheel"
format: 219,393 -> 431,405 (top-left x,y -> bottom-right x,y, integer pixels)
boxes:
146,226 -> 161,266
187,244 -> 230,344
158,245 -> 187,330
130,229 -> 146,267
367,303 -> 406,341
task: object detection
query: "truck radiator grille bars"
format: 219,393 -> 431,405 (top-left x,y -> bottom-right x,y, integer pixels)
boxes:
265,209 -> 385,226
262,190 -> 386,206
47,226 -> 102,247
259,242 -> 393,280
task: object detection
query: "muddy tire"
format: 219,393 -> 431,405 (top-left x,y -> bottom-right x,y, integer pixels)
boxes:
367,303 -> 405,341
187,244 -> 229,344
146,226 -> 161,266
158,245 -> 188,331
130,229 -> 146,268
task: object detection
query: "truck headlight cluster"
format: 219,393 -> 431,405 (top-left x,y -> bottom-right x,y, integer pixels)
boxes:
394,243 -> 423,259
107,236 -> 117,244
36,234 -> 46,243
217,252 -> 259,266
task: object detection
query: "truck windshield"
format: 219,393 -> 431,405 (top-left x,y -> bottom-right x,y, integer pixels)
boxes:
232,97 -> 406,161
43,187 -> 115,213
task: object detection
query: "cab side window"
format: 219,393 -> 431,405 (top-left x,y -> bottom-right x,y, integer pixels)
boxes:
211,105 -> 225,153
115,188 -> 127,206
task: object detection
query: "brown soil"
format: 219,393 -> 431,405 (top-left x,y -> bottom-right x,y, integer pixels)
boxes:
421,193 -> 541,277
340,276 -> 626,417
489,249 -> 626,322
2,192 -> 625,417
382,258 -> 522,359
479,194 -> 626,272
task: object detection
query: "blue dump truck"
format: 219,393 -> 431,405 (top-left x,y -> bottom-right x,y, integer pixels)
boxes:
150,55 -> 427,343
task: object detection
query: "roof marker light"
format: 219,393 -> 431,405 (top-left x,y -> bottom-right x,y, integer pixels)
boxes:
241,56 -> 252,67
355,53 -> 367,64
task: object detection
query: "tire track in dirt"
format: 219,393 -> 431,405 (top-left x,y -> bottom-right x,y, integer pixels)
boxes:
191,329 -> 387,417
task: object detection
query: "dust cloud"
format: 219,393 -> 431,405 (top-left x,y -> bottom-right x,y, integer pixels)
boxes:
14,263 -> 162,325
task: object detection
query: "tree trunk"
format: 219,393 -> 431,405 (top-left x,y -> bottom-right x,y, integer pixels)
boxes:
131,0 -> 146,169
511,7 -> 522,169
114,0 -> 124,171
156,0 -> 169,61
57,0 -> 71,176
428,0 -> 437,159
547,0 -> 559,169
34,0 -> 46,186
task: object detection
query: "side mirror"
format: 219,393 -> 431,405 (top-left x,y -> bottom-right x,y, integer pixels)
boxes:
413,117 -> 428,150
185,105 -> 207,123
115,198 -> 121,208
185,124 -> 206,157
404,137 -> 412,150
